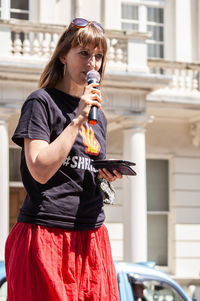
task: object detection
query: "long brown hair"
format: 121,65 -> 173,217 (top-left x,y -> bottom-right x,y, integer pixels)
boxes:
39,23 -> 107,88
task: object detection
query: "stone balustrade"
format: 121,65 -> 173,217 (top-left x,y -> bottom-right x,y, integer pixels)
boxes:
148,59 -> 200,92
0,19 -> 148,72
0,20 -> 200,93
3,19 -> 65,58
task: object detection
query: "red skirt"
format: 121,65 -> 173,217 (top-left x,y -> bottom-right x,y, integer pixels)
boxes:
5,222 -> 120,301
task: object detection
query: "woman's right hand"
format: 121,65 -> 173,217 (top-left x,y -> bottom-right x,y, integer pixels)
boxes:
75,83 -> 102,124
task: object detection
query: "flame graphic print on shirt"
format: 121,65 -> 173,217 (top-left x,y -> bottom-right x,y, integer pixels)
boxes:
80,123 -> 101,156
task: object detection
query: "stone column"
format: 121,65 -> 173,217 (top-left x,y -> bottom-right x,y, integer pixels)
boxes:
175,0 -> 192,61
0,119 -> 9,260
123,124 -> 147,263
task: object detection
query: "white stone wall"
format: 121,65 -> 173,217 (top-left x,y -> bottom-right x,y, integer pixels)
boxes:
145,117 -> 200,277
35,0 -> 70,24
172,157 -> 200,277
104,109 -> 200,277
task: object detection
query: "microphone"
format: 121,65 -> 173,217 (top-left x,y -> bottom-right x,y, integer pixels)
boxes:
86,70 -> 100,125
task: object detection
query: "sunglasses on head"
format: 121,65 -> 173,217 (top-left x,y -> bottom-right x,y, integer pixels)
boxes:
71,18 -> 105,33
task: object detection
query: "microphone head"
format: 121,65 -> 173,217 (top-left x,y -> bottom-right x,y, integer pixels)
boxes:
86,70 -> 100,83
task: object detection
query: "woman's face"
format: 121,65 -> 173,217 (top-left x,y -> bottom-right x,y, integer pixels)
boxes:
63,43 -> 104,86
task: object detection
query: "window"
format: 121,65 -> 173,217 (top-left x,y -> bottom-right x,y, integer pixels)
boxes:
10,0 -> 29,20
147,6 -> 164,58
9,148 -> 22,182
129,279 -> 184,301
146,159 -> 169,266
121,4 -> 139,31
0,0 -> 29,20
121,1 -> 165,58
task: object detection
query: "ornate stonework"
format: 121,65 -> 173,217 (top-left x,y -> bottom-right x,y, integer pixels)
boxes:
190,121 -> 200,147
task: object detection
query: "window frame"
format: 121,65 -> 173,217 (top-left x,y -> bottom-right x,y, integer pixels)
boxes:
146,5 -> 164,58
121,0 -> 165,58
0,0 -> 30,20
121,3 -> 139,31
10,0 -> 29,20
146,156 -> 171,269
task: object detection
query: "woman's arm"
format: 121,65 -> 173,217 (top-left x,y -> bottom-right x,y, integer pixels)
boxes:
24,118 -> 81,184
24,83 -> 102,184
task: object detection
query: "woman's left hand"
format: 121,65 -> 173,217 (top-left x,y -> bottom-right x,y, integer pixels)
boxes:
98,168 -> 122,182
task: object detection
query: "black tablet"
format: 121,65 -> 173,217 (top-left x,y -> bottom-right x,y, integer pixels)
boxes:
92,160 -> 136,176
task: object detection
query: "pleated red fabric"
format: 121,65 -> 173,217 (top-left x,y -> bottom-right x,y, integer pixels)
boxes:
5,222 -> 120,301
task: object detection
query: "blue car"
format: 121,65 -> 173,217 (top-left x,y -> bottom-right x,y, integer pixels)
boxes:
115,261 -> 192,301
0,261 -> 192,301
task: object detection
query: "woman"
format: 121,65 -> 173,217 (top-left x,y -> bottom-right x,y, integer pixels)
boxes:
5,18 -> 121,301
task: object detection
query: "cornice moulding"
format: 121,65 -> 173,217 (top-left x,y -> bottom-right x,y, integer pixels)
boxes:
147,91 -> 200,106
0,59 -> 44,82
104,71 -> 171,91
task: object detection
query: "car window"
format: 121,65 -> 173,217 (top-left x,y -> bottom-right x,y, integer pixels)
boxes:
0,279 -> 7,301
131,280 -> 184,301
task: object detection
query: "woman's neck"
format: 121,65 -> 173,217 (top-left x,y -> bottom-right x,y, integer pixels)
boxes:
55,80 -> 84,98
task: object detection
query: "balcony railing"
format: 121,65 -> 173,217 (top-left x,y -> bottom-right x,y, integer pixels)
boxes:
148,59 -> 200,93
0,19 -> 148,73
0,20 -> 200,93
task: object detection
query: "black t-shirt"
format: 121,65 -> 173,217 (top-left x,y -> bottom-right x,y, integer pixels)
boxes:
12,88 -> 107,230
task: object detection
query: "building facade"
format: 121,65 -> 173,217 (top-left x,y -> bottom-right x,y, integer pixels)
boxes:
0,0 -> 200,295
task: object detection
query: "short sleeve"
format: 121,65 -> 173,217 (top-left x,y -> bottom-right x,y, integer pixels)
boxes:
12,98 -> 51,147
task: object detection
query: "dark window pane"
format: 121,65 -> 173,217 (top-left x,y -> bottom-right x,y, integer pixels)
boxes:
159,44 -> 164,58
148,44 -> 164,58
11,12 -> 28,20
148,44 -> 154,57
147,215 -> 168,265
147,7 -> 164,23
11,0 -> 29,10
148,25 -> 164,41
122,4 -> 138,20
122,22 -> 138,31
146,159 -> 169,211
9,148 -> 22,182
